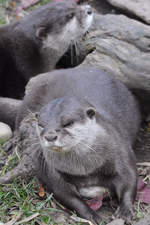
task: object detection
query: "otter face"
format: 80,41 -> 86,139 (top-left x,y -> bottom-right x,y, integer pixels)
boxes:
36,2 -> 93,49
37,97 -> 106,155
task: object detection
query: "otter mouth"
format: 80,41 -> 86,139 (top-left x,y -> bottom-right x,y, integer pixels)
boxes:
50,146 -> 64,152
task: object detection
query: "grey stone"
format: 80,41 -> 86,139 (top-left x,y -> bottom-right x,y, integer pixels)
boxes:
0,122 -> 12,141
79,14 -> 150,92
77,13 -> 150,118
107,0 -> 150,24
134,216 -> 150,225
106,219 -> 124,225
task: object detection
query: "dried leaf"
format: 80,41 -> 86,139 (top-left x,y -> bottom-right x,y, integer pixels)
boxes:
38,186 -> 45,198
12,1 -> 16,8
136,177 -> 150,203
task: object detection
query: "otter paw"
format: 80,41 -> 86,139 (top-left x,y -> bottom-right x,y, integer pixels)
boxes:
83,209 -> 101,225
90,210 -> 101,225
115,206 -> 133,224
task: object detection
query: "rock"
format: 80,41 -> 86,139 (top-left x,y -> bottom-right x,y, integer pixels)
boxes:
80,14 -> 150,90
0,122 -> 12,142
85,0 -> 116,15
106,219 -> 124,225
134,216 -> 150,225
107,0 -> 150,24
78,14 -> 150,116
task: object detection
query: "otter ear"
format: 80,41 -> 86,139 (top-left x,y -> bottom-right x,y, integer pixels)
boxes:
36,27 -> 47,40
86,108 -> 96,119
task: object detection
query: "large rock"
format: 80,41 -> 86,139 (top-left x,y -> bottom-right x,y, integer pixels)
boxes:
107,0 -> 150,24
80,14 -> 150,90
78,14 -> 150,115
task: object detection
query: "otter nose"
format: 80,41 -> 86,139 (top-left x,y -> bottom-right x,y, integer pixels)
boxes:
44,134 -> 57,142
86,6 -> 93,15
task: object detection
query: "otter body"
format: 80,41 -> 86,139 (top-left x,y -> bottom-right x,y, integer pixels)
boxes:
9,67 -> 140,224
0,1 -> 93,98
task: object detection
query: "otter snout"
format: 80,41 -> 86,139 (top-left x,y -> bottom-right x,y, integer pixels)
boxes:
41,130 -> 64,152
44,132 -> 57,142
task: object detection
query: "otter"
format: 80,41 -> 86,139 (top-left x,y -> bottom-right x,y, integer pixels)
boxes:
0,1 -> 93,99
0,67 -> 141,224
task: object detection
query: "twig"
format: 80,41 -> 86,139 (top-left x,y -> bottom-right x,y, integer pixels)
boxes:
136,162 -> 150,167
70,215 -> 94,225
5,211 -> 23,225
15,212 -> 39,225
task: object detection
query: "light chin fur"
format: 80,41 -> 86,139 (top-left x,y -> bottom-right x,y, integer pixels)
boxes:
80,5 -> 94,33
85,13 -> 93,31
79,186 -> 107,198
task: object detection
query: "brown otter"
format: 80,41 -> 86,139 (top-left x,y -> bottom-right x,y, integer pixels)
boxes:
0,67 -> 141,224
0,1 -> 93,99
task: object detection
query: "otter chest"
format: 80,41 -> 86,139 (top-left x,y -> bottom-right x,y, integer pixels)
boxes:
60,170 -> 108,198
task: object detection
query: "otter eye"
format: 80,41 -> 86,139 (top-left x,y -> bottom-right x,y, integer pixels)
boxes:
86,108 -> 96,119
34,112 -> 39,118
36,26 -> 47,40
62,120 -> 74,128
67,12 -> 74,20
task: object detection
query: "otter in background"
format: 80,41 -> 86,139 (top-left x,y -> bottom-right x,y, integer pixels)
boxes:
0,1 -> 93,99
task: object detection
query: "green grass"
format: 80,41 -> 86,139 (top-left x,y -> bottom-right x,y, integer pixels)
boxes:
0,139 -> 5,148
0,143 -> 86,224
0,176 -> 86,224
0,0 -> 7,24
38,0 -> 52,6
0,0 -> 51,7
0,178 -> 62,224
0,0 -> 53,25
0,0 -> 7,7
137,200 -> 142,219
0,17 -> 6,24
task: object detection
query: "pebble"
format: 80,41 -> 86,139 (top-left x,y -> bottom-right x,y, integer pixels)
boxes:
0,122 -> 12,142
134,216 -> 150,225
106,219 -> 124,225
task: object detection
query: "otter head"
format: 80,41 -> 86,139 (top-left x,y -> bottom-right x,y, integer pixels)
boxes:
34,1 -> 93,43
36,97 -> 106,155
19,1 -> 93,70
